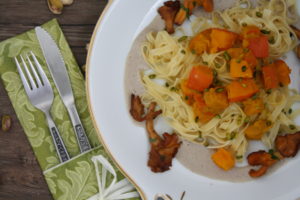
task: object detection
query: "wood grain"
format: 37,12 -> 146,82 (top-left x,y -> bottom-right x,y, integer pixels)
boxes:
0,0 -> 107,199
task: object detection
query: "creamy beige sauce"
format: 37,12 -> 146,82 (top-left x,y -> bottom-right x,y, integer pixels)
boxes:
124,0 -> 286,182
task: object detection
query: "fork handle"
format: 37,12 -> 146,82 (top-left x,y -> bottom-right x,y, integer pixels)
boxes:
46,113 -> 70,162
67,104 -> 91,152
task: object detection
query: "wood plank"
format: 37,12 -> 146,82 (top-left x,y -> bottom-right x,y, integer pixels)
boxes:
0,0 -> 107,25
0,80 -> 53,200
0,0 -> 107,199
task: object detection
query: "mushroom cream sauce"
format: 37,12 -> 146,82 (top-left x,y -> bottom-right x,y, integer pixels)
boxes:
124,0 -> 291,182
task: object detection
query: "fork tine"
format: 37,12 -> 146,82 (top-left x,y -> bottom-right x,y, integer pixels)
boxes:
30,51 -> 50,86
14,57 -> 32,93
20,55 -> 37,89
26,53 -> 43,88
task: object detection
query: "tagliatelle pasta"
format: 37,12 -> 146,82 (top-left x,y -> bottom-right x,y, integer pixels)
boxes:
140,0 -> 300,161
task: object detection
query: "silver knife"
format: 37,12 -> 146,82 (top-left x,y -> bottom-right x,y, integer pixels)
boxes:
35,26 -> 91,153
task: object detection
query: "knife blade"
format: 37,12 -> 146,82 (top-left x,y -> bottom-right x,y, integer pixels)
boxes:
35,26 -> 91,152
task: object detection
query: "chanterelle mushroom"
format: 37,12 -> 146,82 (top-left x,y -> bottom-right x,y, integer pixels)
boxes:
158,0 -> 180,34
129,94 -> 181,172
247,150 -> 280,178
275,131 -> 300,157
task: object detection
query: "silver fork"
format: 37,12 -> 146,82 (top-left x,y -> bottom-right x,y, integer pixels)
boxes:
14,51 -> 70,163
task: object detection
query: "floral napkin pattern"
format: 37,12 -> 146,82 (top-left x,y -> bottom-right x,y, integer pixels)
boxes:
0,19 -> 139,200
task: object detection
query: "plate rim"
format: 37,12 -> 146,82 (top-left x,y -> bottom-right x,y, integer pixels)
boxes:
85,1 -> 300,199
85,0 -> 146,199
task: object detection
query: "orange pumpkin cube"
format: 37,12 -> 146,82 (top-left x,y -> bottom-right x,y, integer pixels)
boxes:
211,148 -> 235,171
275,60 -> 291,86
226,79 -> 259,102
262,64 -> 279,89
230,59 -> 253,78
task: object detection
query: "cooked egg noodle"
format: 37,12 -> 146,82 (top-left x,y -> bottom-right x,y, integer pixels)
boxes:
140,0 -> 299,159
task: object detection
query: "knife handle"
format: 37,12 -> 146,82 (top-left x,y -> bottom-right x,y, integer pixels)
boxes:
67,104 -> 91,152
45,112 -> 70,162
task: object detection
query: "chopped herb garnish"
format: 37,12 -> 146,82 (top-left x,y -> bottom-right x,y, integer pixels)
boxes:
289,124 -> 296,130
185,96 -> 189,100
252,93 -> 258,99
215,63 -> 221,68
237,116 -> 242,125
223,51 -> 231,61
181,50 -> 186,54
181,4 -> 189,14
268,149 -> 279,160
266,120 -> 272,126
143,46 -> 147,53
198,131 -> 202,138
236,155 -> 243,159
170,87 -> 178,92
243,48 -> 249,53
268,149 -> 274,154
242,22 -> 247,27
271,154 -> 279,160
213,70 -> 218,77
288,108 -> 293,114
269,36 -> 275,44
191,49 -> 196,54
203,61 -> 208,65
244,117 -> 250,123
148,74 -> 156,79
204,88 -> 209,92
195,116 -> 199,123
260,29 -> 271,34
241,83 -> 247,88
266,89 -> 272,94
149,138 -> 157,143
204,141 -> 209,147
216,88 -> 224,93
194,132 -> 204,142
178,36 -> 188,42
216,114 -> 221,119
241,65 -> 247,72
165,82 -> 169,87
214,80 -> 222,86
227,132 -> 236,140
256,11 -> 263,17
236,58 -> 242,63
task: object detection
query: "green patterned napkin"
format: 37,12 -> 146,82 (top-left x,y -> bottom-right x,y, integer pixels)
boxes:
0,19 -> 139,200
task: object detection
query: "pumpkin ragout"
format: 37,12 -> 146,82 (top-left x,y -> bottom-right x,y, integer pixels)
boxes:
180,25 -> 292,171
182,25 -> 291,126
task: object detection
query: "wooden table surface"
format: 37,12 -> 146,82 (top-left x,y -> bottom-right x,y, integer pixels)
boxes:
0,1 -> 107,199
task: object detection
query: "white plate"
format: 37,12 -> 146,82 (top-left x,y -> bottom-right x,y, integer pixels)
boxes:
86,0 -> 300,199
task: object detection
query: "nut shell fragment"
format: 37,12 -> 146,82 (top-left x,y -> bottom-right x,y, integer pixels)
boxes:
61,0 -> 73,5
1,115 -> 12,132
47,0 -> 63,14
